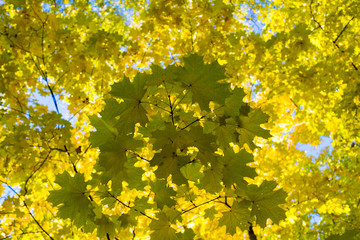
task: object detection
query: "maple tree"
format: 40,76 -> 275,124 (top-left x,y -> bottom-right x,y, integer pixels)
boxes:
1,0 -> 360,239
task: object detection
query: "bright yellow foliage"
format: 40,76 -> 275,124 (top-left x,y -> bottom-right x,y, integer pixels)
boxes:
1,0 -> 360,239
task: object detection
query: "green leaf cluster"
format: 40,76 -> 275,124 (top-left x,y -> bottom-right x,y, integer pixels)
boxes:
49,54 -> 285,238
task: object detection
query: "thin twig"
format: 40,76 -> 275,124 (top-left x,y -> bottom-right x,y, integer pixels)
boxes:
63,145 -> 78,173
181,195 -> 221,215
333,16 -> 355,44
24,151 -> 52,195
43,76 -> 60,114
309,1 -> 358,70
106,191 -> 154,220
130,151 -> 150,163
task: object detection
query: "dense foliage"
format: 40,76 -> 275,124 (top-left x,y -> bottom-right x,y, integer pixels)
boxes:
0,0 -> 359,239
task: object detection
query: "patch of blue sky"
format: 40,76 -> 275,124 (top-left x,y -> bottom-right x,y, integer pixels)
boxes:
28,85 -> 76,126
309,212 -> 323,229
232,1 -> 266,34
250,79 -> 261,101
296,136 -> 333,158
0,184 -> 20,205
42,2 -> 51,12
295,136 -> 332,172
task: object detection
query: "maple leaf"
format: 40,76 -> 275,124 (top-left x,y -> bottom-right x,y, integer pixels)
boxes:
175,54 -> 230,111
177,228 -> 196,240
89,114 -> 118,148
151,146 -> 188,185
110,76 -> 149,129
236,181 -> 287,227
237,108 -> 272,149
47,172 -> 94,227
93,214 -> 116,238
218,200 -> 251,234
204,206 -> 217,220
221,148 -> 256,188
223,87 -> 248,117
151,180 -> 177,209
200,165 -> 223,193
94,135 -> 144,191
180,161 -> 204,182
150,211 -> 179,240
128,196 -> 154,218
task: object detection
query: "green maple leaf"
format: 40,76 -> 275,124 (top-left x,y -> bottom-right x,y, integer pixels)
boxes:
162,205 -> 182,223
151,146 -> 188,185
95,136 -> 143,191
97,135 -> 142,174
100,98 -> 123,123
150,212 -> 179,240
110,76 -> 149,128
110,76 -> 147,103
124,157 -> 146,190
118,213 -> 137,228
223,87 -> 248,117
89,114 -> 118,148
180,161 -> 204,182
237,108 -> 272,149
151,124 -> 181,150
184,126 -> 217,153
237,181 -> 287,227
221,148 -> 256,188
128,196 -> 154,218
214,118 -> 238,146
151,180 -> 176,209
94,214 -> 116,238
177,228 -> 196,240
176,54 -> 230,111
145,64 -> 177,86
47,172 -> 94,227
204,206 -> 217,220
200,164 -> 223,193
88,98 -> 126,147
218,200 -> 251,235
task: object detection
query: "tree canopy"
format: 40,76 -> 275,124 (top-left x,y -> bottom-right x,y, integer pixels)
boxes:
0,0 -> 360,239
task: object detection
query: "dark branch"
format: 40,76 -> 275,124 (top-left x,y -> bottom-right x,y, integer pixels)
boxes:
64,145 -> 78,173
333,16 -> 355,44
248,222 -> 257,240
130,151 -> 150,163
43,76 -> 60,114
106,191 -> 154,220
24,151 -> 52,195
180,115 -> 205,130
309,1 -> 358,70
181,195 -> 221,215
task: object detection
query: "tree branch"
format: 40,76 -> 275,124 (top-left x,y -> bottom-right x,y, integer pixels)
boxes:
181,195 -> 221,215
106,191 -> 154,220
130,151 -> 150,163
333,16 -> 355,44
309,1 -> 358,70
24,151 -> 52,195
43,76 -> 60,114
